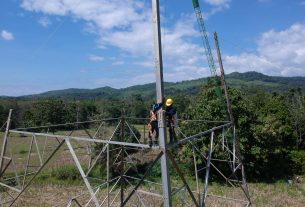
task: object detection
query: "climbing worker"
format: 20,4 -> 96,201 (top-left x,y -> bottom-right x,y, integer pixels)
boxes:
148,102 -> 162,147
164,98 -> 178,143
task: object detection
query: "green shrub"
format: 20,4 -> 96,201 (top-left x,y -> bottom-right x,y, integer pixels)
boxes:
291,150 -> 305,175
19,150 -> 28,154
50,165 -> 81,180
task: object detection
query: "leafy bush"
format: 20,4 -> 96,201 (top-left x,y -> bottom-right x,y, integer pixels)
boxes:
291,150 -> 305,175
50,165 -> 81,181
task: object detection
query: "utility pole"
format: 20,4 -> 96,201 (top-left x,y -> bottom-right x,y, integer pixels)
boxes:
152,0 -> 172,206
214,32 -> 240,162
214,32 -> 252,203
213,32 -> 234,125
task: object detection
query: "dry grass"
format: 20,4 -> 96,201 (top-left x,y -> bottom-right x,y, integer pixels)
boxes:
249,181 -> 305,207
1,179 -> 302,207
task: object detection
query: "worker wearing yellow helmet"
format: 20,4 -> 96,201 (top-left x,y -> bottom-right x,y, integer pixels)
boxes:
164,98 -> 178,143
166,98 -> 173,107
147,98 -> 178,146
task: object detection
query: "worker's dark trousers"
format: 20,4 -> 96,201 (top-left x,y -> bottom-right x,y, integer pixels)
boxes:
168,125 -> 177,143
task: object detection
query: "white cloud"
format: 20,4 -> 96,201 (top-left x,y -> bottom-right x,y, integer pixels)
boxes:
89,54 -> 104,62
112,60 -> 124,66
38,16 -> 51,27
223,23 -> 305,76
258,0 -> 271,2
204,0 -> 231,16
80,68 -> 88,73
1,30 -> 14,40
21,0 -> 69,16
205,0 -> 231,7
101,22 -> 153,55
301,1 -> 305,5
20,0 -> 226,86
21,0 -> 151,51
21,0 -> 148,30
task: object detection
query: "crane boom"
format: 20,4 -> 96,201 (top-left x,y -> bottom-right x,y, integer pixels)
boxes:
192,0 -> 218,78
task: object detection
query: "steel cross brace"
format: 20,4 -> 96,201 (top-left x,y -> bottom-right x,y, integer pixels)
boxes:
202,132 -> 214,206
7,140 -> 65,207
167,150 -> 200,207
176,126 -> 251,205
122,151 -> 163,206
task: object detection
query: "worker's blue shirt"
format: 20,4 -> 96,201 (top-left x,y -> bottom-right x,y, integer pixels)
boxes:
165,106 -> 177,118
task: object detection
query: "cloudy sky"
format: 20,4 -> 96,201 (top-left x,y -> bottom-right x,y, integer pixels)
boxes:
0,0 -> 305,96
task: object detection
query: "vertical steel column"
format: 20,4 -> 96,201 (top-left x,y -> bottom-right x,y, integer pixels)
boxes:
120,111 -> 125,207
192,146 -> 201,206
214,32 -> 243,167
152,0 -> 172,206
107,144 -> 110,207
233,125 -> 236,168
144,125 -> 146,144
202,132 -> 214,207
0,109 -> 12,173
241,164 -> 251,203
214,32 -> 234,125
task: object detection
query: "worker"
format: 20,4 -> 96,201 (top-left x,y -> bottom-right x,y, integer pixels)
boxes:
164,98 -> 178,143
148,102 -> 162,146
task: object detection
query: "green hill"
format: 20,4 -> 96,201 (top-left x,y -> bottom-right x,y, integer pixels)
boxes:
2,71 -> 305,100
226,71 -> 305,93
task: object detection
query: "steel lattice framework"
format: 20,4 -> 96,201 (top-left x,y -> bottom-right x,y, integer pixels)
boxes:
0,110 -> 251,206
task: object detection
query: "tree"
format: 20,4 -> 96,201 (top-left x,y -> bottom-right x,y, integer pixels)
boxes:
247,91 -> 295,179
180,84 -> 297,180
0,105 -> 6,128
128,94 -> 148,119
285,88 -> 305,148
179,83 -> 253,178
22,100 -> 98,129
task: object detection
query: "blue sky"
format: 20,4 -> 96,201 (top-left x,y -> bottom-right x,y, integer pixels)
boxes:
0,0 -> 305,96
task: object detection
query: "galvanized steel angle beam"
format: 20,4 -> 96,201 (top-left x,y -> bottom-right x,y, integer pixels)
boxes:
122,151 -> 163,206
167,151 -> 200,207
66,138 -> 100,207
7,140 -> 65,207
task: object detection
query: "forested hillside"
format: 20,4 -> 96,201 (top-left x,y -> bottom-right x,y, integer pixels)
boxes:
2,71 -> 305,101
0,71 -> 305,181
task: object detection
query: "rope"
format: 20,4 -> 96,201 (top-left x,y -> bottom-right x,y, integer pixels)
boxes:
30,20 -> 65,59
29,0 -> 83,59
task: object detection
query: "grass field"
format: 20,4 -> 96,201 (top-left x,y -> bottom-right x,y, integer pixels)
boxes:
7,179 -> 304,207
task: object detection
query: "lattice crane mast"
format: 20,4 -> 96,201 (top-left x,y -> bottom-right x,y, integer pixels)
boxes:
192,0 -> 220,94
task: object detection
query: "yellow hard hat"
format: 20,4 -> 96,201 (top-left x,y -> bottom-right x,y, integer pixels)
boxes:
166,98 -> 173,106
